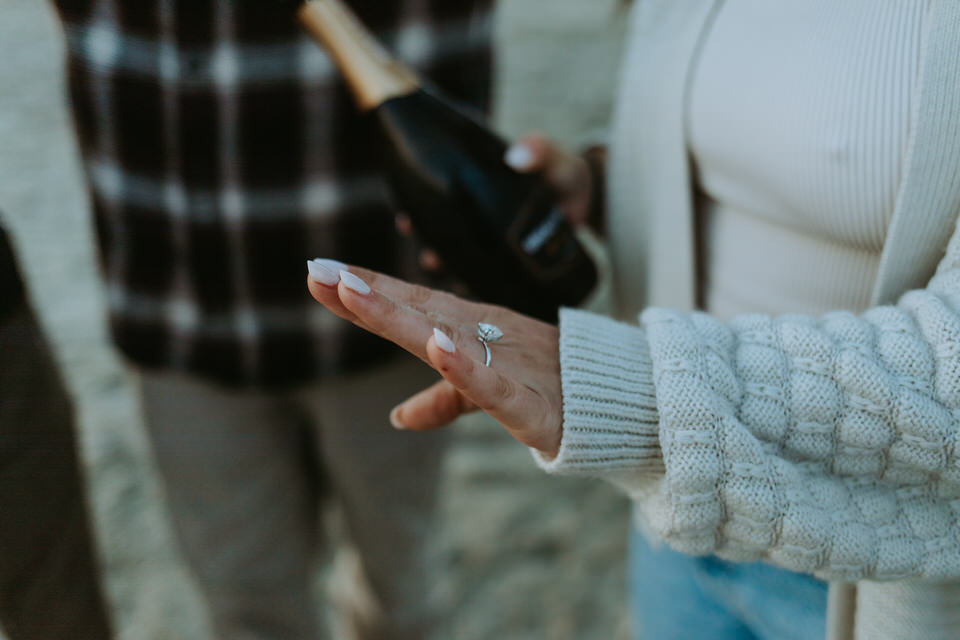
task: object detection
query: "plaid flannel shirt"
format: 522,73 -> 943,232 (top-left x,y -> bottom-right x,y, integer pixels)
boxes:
52,0 -> 493,388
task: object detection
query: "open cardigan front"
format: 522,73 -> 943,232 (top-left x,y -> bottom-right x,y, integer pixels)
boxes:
595,1 -> 960,638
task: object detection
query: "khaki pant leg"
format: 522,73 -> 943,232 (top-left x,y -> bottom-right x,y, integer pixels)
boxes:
140,372 -> 320,640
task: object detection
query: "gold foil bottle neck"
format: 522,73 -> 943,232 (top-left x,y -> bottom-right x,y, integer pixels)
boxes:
299,0 -> 420,111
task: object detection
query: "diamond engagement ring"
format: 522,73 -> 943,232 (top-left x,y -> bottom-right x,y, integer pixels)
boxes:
476,322 -> 503,367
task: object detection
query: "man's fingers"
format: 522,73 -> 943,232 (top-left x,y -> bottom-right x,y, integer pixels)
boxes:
505,132 -> 550,173
418,249 -> 444,272
390,379 -> 477,431
504,134 -> 591,226
395,213 -> 414,236
507,133 -> 578,186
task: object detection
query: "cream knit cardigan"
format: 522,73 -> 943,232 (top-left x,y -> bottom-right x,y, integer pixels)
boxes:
538,1 -> 960,638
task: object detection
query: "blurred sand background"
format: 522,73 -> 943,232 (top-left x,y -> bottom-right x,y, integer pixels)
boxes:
0,1 -> 630,638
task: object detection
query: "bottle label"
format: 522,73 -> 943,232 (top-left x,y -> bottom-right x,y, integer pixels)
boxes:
521,206 -> 565,255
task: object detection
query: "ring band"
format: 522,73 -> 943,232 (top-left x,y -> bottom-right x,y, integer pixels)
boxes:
476,322 -> 503,367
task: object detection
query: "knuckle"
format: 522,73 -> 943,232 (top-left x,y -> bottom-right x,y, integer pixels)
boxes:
407,284 -> 434,308
367,294 -> 402,329
492,372 -> 515,404
427,314 -> 459,342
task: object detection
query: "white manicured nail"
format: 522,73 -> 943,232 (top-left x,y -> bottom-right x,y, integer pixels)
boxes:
504,143 -> 534,170
313,258 -> 348,272
307,260 -> 341,286
389,406 -> 406,430
339,270 -> 371,295
433,328 -> 456,354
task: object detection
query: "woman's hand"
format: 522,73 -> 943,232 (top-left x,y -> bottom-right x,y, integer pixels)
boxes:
306,259 -> 563,457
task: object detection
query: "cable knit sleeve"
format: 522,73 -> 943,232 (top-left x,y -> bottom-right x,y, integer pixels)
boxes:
541,218 -> 960,582
534,309 -> 662,479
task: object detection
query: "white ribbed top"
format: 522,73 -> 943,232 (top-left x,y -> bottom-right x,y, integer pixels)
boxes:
689,0 -> 929,319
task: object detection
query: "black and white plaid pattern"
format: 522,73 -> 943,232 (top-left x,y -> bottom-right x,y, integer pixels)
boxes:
53,0 -> 493,387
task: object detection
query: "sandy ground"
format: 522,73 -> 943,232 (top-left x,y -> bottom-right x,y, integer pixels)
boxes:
0,1 -> 631,638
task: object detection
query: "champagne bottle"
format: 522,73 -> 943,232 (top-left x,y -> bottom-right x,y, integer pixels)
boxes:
298,0 -> 597,321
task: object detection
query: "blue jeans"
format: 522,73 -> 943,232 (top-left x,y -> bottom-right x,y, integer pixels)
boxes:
630,527 -> 828,640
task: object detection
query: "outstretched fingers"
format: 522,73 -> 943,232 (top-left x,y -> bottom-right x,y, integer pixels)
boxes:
390,379 -> 477,430
425,329 -> 560,454
338,264 -> 484,321
307,259 -> 562,455
309,259 -> 493,330
334,268 -> 478,365
307,259 -> 366,328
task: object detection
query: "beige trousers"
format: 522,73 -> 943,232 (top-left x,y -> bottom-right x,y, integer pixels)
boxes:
139,357 -> 447,640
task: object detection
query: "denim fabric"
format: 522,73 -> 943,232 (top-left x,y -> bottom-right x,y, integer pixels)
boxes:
630,526 -> 828,640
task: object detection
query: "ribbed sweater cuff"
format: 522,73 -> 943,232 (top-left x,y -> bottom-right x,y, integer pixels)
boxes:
533,308 -> 663,477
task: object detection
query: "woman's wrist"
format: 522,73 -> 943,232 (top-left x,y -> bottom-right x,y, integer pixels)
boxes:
534,308 -> 662,477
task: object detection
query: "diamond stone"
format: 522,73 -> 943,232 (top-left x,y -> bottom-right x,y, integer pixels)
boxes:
477,323 -> 503,342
